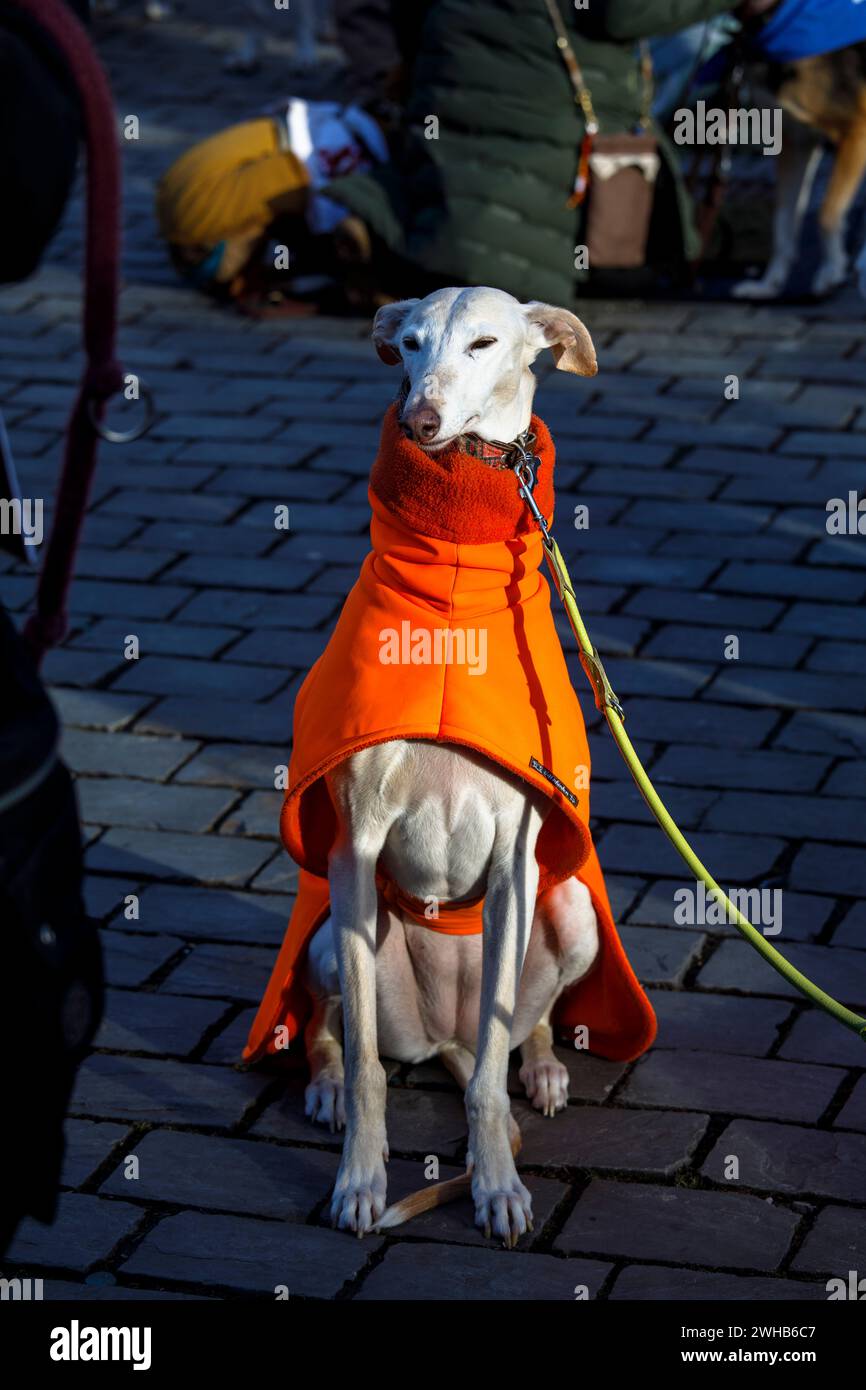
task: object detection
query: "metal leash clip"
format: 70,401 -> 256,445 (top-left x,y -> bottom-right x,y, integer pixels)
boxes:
511,441 -> 552,543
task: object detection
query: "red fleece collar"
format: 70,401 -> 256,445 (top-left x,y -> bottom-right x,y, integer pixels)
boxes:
369,404 -> 555,547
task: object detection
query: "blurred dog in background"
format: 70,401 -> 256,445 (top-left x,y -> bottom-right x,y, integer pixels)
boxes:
732,0 -> 866,298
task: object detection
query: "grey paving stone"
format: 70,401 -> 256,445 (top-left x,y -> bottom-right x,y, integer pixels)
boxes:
823,762 -> 866,799
650,744 -> 830,794
4,1194 -> 143,1273
136,695 -> 290,745
556,1179 -> 799,1269
86,828 -> 273,885
84,876 -> 133,920
61,1120 -> 132,1188
808,641 -> 866,676
697,938 -> 866,1009
644,625 -> 811,671
583,465 -> 716,499
61,727 -> 199,779
616,926 -> 705,987
42,648 -> 126,688
42,1281 -> 213,1301
626,589 -> 784,633
159,942 -> 276,1002
704,790 -> 866,844
779,603 -> 866,642
218,790 -> 282,838
133,519 -> 273,557
778,1010 -> 866,1067
176,588 -> 336,629
129,884 -> 290,945
792,1205 -> 866,1275
646,990 -> 791,1055
703,1119 -> 866,1201
51,688 -> 151,732
173,743 -> 285,790
70,1053 -> 267,1127
616,698 -> 781,752
121,1211 -> 381,1297
100,1130 -> 338,1219
74,616 -> 240,659
249,854 -> 298,894
96,988 -> 228,1055
252,1080 -> 342,1148
78,780 -> 236,834
356,1242 -> 610,1301
98,490 -> 243,523
225,629 -> 330,668
514,1101 -> 708,1175
112,656 -> 286,701
707,668 -> 866,715
833,902 -> 866,949
622,1050 -> 844,1123
780,430 -> 866,456
101,930 -> 183,988
601,824 -> 784,882
791,844 -> 866,898
624,880 -> 828,943
65,578 -> 192,620
836,1077 -> 866,1132
169,554 -> 320,591
594,781 -> 715,829
609,1265 -> 826,1301
203,1008 -> 258,1064
378,1087 -> 469,1158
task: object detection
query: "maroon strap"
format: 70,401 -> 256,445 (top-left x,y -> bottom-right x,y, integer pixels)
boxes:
13,0 -> 123,663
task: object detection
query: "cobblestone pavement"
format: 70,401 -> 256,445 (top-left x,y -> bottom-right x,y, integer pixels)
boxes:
2,6 -> 866,1302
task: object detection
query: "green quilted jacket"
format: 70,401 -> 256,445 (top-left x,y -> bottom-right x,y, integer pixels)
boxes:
328,0 -> 733,302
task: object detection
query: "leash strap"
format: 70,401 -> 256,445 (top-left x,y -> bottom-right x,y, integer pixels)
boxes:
10,0 -> 138,664
511,445 -> 866,1041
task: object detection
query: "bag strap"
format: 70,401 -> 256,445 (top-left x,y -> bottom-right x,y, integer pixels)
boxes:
542,0 -> 654,133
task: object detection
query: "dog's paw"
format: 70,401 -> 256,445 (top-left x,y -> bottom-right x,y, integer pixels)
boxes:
519,1057 -> 569,1117
473,1176 -> 533,1249
330,1159 -> 388,1236
304,1073 -> 346,1132
731,274 -> 785,300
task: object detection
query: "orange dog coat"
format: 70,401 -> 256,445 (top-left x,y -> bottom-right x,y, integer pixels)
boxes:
244,407 -> 656,1064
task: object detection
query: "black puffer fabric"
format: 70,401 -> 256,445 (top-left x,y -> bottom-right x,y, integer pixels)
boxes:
328,0 -> 733,302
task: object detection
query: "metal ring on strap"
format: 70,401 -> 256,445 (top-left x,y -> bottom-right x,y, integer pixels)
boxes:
86,380 -> 156,444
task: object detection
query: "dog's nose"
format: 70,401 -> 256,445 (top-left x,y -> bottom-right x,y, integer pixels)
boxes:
402,406 -> 441,443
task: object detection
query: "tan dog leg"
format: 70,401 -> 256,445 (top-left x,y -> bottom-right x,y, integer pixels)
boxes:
814,114 -> 866,296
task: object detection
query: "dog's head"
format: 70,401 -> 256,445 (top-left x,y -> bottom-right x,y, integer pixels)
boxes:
372,286 -> 597,450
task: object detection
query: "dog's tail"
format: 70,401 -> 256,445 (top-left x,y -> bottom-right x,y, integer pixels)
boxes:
374,1114 -> 522,1231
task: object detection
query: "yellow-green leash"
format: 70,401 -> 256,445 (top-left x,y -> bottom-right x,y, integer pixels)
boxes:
511,446 -> 866,1041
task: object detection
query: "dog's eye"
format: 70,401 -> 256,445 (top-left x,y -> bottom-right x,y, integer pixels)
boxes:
402,336 -> 420,351
469,338 -> 497,351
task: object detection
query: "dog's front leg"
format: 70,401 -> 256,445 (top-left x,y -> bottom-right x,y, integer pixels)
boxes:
466,805 -> 540,1247
328,839 -> 388,1235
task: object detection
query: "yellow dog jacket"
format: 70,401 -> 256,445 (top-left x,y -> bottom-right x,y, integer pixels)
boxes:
244,407 -> 656,1064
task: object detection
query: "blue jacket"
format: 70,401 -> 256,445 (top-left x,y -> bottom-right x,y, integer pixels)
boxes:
756,0 -> 866,62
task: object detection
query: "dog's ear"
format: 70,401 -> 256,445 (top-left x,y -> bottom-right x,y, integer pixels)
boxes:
372,299 -> 420,365
523,302 -> 598,377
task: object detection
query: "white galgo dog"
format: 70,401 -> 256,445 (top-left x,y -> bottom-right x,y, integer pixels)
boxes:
303,286 -> 603,1246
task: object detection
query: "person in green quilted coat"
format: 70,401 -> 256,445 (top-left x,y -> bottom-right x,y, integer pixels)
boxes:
327,0 -> 736,303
